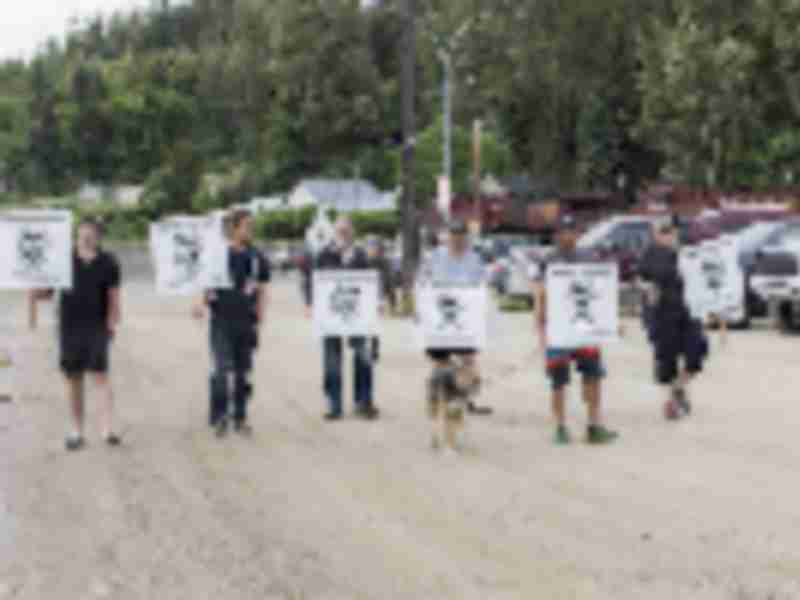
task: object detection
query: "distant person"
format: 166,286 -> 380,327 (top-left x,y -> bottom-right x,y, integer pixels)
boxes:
30,218 -> 122,451
638,216 -> 708,420
367,236 -> 396,316
304,216 -> 381,421
533,214 -> 619,445
193,210 -> 271,437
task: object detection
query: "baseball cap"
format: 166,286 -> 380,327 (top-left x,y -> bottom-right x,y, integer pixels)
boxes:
556,214 -> 578,231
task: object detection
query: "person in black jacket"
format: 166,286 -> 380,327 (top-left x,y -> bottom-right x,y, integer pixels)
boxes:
638,216 -> 708,420
193,210 -> 271,437
304,216 -> 380,421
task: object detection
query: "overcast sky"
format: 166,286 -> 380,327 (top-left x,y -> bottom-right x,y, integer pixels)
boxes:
0,0 -> 153,61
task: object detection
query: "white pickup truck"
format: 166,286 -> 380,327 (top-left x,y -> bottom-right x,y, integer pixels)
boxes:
749,243 -> 800,331
503,245 -> 554,308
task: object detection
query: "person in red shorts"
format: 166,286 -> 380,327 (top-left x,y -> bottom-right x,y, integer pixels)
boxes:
533,215 -> 619,445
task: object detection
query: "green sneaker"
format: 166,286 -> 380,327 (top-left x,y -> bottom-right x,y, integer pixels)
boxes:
586,425 -> 619,445
553,425 -> 572,445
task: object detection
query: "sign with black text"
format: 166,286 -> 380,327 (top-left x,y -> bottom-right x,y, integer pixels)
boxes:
313,270 -> 380,338
0,210 -> 72,289
416,284 -> 488,349
546,263 -> 618,347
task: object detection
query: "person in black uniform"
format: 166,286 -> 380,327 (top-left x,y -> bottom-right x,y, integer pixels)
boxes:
30,217 -> 122,451
304,216 -> 381,421
638,216 -> 708,420
193,210 -> 271,437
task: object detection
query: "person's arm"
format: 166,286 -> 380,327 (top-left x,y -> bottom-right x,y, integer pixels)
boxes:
256,253 -> 271,324
107,258 -> 122,333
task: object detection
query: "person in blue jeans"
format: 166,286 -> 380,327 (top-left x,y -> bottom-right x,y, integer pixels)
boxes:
193,210 -> 271,437
304,216 -> 381,421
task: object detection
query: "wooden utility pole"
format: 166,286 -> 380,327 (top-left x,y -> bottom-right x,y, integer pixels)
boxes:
401,0 -> 418,311
472,119 -> 482,235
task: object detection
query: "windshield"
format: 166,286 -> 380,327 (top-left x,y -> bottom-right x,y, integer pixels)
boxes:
578,220 -> 617,248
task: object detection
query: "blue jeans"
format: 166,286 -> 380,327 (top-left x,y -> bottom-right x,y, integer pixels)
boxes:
323,337 -> 373,415
209,319 -> 256,425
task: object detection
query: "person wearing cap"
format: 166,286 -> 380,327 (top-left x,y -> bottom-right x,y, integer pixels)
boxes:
29,217 -> 123,451
638,215 -> 708,420
419,219 -> 492,445
367,236 -> 395,317
304,216 -> 381,421
533,214 -> 619,445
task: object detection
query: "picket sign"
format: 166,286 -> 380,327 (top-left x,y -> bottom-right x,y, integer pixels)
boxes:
416,283 -> 488,350
680,240 -> 744,322
545,262 -> 619,348
0,210 -> 73,290
149,215 -> 231,295
312,270 -> 380,338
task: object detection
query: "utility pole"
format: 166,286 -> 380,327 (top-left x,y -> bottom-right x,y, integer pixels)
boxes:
441,50 -> 452,203
401,0 -> 418,310
472,118 -> 482,235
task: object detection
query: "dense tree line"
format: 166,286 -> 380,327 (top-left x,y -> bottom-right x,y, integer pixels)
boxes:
1,0 -> 800,215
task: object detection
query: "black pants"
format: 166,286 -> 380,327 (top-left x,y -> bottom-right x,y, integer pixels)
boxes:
209,319 -> 257,425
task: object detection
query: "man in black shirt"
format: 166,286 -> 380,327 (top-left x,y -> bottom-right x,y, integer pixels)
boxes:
304,216 -> 381,421
30,218 -> 122,451
193,210 -> 270,437
638,216 -> 708,420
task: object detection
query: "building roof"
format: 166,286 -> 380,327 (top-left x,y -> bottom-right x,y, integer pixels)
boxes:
295,178 -> 388,211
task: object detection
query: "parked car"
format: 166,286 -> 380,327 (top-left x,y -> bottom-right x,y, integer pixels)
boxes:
750,243 -> 800,332
578,216 -> 657,281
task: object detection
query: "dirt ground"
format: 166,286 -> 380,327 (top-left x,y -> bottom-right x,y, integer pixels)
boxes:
2,260 -> 800,599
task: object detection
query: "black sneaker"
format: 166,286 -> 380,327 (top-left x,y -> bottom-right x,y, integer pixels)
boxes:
215,418 -> 229,438
65,434 -> 85,451
674,388 -> 692,416
323,411 -> 343,421
105,433 -> 122,447
355,405 -> 380,420
234,421 -> 253,436
467,401 -> 493,416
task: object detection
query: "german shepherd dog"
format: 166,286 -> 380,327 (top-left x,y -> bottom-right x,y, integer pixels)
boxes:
427,356 -> 481,452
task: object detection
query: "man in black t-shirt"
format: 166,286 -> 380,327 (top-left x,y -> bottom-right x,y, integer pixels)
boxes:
193,210 -> 271,437
30,218 -> 122,451
638,217 -> 708,420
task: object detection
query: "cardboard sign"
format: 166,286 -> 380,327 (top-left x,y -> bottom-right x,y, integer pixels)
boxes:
313,270 -> 380,338
681,240 -> 744,320
0,210 -> 73,289
150,216 -> 231,295
417,284 -> 488,349
546,263 -> 619,347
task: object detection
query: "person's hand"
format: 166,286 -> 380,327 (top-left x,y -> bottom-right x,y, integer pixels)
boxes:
192,304 -> 205,320
304,306 -> 312,319
107,318 -> 118,339
379,303 -> 387,317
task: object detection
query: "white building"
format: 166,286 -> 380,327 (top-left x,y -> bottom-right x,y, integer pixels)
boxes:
288,179 -> 396,213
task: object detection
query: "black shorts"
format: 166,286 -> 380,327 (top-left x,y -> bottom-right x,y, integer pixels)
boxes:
60,326 -> 111,376
652,315 -> 708,384
426,348 -> 477,362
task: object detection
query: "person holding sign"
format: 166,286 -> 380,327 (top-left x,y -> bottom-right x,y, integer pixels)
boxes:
30,218 -> 122,451
534,215 -> 618,445
304,216 -> 381,421
418,219 -> 490,452
193,210 -> 271,437
638,216 -> 708,420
